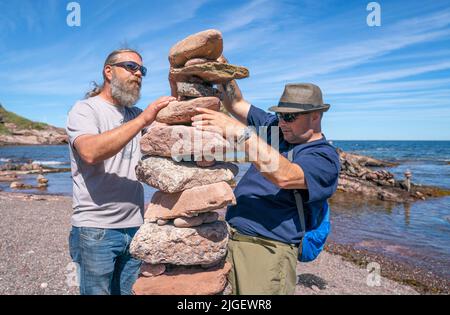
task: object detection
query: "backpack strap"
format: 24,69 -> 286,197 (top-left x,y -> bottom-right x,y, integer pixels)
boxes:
287,149 -> 306,238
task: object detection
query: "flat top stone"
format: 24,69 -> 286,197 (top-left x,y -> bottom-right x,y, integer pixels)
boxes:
170,62 -> 249,84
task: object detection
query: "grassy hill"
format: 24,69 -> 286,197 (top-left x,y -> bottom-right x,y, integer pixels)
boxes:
0,103 -> 49,135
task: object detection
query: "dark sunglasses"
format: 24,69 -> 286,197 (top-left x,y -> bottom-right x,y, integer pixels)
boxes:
109,61 -> 147,77
276,112 -> 305,123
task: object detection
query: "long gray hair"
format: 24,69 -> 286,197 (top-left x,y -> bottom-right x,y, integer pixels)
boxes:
85,48 -> 143,99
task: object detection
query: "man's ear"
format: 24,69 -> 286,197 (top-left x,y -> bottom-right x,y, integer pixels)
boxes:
313,111 -> 323,122
104,65 -> 113,82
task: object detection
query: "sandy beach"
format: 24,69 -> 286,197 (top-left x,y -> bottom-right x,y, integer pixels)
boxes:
1,191 -> 437,295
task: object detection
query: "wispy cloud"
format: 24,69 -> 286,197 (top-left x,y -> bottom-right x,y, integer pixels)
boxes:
1,0 -> 449,138
217,0 -> 276,33
118,0 -> 211,41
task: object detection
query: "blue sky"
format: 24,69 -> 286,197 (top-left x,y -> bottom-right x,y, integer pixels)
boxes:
0,0 -> 449,140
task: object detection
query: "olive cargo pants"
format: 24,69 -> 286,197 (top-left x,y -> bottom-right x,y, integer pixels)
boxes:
226,228 -> 299,295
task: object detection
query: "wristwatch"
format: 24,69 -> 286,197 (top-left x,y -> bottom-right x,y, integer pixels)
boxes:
237,127 -> 255,144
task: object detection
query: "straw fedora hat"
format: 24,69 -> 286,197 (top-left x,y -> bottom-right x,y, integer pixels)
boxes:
268,83 -> 330,114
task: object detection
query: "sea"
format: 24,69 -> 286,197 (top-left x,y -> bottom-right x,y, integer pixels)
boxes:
1,141 -> 449,279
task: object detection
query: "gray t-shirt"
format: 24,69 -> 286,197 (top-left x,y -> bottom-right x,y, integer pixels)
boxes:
66,95 -> 145,229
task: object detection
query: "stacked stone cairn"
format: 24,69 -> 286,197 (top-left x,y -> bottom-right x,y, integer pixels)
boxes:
130,29 -> 249,295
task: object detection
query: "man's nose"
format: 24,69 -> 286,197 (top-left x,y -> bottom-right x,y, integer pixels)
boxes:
278,119 -> 287,127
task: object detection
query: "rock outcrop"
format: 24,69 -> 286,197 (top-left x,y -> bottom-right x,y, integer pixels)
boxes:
336,148 -> 448,202
0,104 -> 68,146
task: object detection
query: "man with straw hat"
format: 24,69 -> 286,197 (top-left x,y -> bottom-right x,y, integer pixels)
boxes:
192,72 -> 340,295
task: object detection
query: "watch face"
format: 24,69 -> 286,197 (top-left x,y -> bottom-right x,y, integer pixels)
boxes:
238,127 -> 252,144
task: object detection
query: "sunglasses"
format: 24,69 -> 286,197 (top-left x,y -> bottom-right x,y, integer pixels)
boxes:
109,61 -> 147,77
276,112 -> 305,123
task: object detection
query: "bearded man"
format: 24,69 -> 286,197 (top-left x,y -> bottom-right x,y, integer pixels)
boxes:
66,49 -> 175,295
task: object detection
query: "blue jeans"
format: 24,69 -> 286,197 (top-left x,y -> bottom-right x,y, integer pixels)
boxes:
69,226 -> 142,295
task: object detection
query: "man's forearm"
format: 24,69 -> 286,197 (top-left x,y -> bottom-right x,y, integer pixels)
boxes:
75,116 -> 146,165
219,80 -> 250,125
244,133 -> 307,189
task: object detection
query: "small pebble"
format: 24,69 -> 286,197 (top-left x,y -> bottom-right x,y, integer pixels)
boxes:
40,282 -> 48,289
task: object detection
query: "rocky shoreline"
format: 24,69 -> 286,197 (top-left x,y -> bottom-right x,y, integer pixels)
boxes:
0,191 -> 434,295
325,241 -> 449,294
0,162 -> 70,191
337,149 -> 450,202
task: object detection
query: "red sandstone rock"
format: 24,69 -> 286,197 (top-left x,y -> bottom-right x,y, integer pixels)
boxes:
185,58 -> 211,66
130,221 -> 229,266
176,82 -> 220,99
136,157 -> 238,193
169,29 -> 223,68
133,262 -> 231,295
145,182 -> 235,221
156,97 -> 220,125
170,62 -> 249,84
140,123 -> 229,160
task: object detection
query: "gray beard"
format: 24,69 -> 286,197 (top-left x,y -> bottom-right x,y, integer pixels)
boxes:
110,75 -> 141,107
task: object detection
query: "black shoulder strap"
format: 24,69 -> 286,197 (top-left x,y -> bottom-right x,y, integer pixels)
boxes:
287,149 -> 306,237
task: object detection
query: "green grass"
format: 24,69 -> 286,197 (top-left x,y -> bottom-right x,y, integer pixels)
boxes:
0,123 -> 10,135
0,104 -> 48,134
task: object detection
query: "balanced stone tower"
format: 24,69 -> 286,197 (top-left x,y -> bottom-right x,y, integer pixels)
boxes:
130,29 -> 249,295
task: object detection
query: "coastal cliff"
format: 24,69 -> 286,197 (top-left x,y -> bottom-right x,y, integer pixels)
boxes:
0,104 -> 68,146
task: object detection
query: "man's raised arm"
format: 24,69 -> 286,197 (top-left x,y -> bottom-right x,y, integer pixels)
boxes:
74,96 -> 174,165
216,56 -> 251,125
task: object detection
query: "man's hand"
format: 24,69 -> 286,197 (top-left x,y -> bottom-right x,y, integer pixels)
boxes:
139,96 -> 176,127
192,107 -> 247,139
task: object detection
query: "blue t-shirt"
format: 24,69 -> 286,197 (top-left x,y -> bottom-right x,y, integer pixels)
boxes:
226,105 -> 340,245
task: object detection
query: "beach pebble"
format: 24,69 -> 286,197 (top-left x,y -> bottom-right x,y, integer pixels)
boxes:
40,282 -> 48,289
157,219 -> 170,226
141,263 -> 166,277
173,216 -> 204,228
